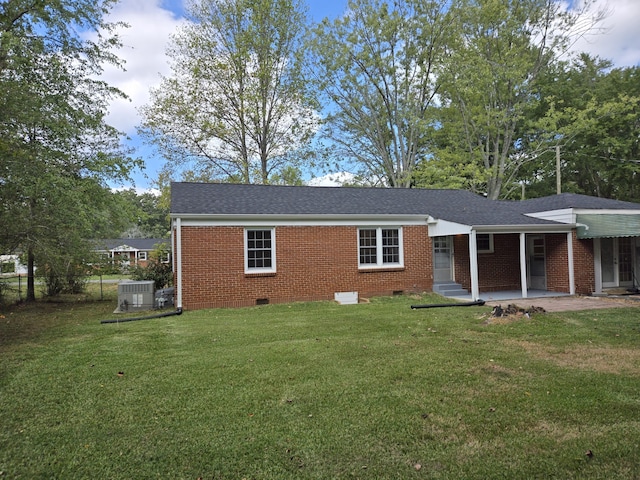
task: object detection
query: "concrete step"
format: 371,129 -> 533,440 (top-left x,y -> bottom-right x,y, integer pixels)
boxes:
433,282 -> 469,297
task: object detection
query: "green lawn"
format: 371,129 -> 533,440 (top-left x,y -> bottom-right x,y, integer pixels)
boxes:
1,294 -> 639,479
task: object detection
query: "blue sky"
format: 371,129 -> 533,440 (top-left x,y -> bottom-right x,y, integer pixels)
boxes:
100,0 -> 640,192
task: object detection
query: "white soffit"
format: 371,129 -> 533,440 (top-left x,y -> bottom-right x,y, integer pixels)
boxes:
524,208 -> 574,224
426,218 -> 471,237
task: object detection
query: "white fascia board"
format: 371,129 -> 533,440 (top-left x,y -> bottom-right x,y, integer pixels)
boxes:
472,224 -> 574,234
170,214 -> 429,227
426,219 -> 471,237
111,245 -> 138,252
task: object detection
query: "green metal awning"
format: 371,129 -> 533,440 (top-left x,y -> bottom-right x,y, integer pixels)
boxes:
576,214 -> 640,239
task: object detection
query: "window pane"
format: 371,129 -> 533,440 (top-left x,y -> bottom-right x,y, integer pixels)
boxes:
247,230 -> 273,270
382,229 -> 399,263
359,230 -> 377,264
476,234 -> 489,251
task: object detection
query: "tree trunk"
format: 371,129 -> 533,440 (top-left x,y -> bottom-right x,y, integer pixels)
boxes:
26,247 -> 36,302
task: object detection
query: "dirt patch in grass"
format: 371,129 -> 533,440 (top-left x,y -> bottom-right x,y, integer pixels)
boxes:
507,340 -> 640,376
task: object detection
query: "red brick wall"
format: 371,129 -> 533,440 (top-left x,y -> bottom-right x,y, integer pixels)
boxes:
177,225 -> 433,310
545,234 -> 569,292
573,233 -> 595,295
454,234 -> 522,292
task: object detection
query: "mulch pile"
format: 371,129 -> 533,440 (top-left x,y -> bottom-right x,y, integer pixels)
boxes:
482,303 -> 546,325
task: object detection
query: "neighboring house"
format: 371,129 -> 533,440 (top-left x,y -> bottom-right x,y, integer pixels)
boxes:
170,182 -> 640,310
95,239 -> 170,269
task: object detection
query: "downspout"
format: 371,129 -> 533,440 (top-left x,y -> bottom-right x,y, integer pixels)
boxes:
101,307 -> 183,324
175,217 -> 183,310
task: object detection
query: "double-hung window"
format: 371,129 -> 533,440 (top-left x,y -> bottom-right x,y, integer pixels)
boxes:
358,227 -> 403,269
245,228 -> 276,273
476,233 -> 494,253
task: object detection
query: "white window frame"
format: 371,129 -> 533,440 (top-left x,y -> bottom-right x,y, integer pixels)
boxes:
245,228 -> 276,274
476,233 -> 494,254
358,227 -> 404,270
138,251 -> 148,261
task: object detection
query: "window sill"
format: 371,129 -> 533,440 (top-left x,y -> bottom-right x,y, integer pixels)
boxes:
358,266 -> 405,273
245,272 -> 277,278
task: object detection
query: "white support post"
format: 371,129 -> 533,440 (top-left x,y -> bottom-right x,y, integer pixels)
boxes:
520,233 -> 528,299
469,230 -> 480,300
567,232 -> 575,295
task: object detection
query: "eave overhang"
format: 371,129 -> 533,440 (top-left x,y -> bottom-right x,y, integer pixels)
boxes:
170,213 -> 430,227
426,217 -> 573,237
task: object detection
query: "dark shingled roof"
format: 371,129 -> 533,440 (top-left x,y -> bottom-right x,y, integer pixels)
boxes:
95,238 -> 169,251
510,193 -> 640,213
170,182 -> 569,226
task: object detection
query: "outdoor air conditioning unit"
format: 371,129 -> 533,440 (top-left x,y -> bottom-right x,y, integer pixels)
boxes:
115,280 -> 155,313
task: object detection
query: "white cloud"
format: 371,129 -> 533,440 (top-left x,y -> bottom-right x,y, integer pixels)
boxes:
308,172 -> 355,187
99,0 -> 186,134
568,0 -> 640,67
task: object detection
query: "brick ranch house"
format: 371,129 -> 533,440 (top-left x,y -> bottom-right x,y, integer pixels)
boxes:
94,238 -> 171,269
170,182 -> 640,310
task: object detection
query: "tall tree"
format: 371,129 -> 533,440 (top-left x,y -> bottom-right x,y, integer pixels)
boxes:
309,0 -> 454,188
140,0 -> 318,184
114,189 -> 171,239
0,0 -> 139,301
521,55 -> 640,201
427,0 -> 605,199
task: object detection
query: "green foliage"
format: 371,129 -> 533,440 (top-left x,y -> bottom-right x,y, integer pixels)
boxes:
0,262 -> 15,274
431,0 -> 600,199
0,0 -> 141,301
522,55 -> 640,201
112,189 -> 170,238
140,0 -> 318,184
129,243 -> 173,289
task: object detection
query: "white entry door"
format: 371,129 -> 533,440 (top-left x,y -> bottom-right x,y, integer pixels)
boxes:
601,238 -> 634,288
433,236 -> 453,283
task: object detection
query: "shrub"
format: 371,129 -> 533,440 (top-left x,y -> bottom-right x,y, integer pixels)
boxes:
129,243 -> 172,289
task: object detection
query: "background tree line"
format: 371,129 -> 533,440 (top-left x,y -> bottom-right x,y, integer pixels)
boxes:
142,0 -> 639,202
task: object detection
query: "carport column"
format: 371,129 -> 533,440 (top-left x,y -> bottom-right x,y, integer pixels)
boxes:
469,230 -> 480,300
175,217 -> 182,309
567,231 -> 576,295
520,233 -> 528,299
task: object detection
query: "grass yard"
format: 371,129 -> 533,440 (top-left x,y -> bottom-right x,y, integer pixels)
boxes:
1,294 -> 639,479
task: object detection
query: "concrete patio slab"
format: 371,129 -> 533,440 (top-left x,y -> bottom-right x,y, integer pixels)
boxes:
484,295 -> 640,312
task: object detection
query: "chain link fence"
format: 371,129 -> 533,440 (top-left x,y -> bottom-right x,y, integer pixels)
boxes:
0,274 -> 120,306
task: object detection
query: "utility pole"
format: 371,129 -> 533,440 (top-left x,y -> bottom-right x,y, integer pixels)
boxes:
556,145 -> 561,195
